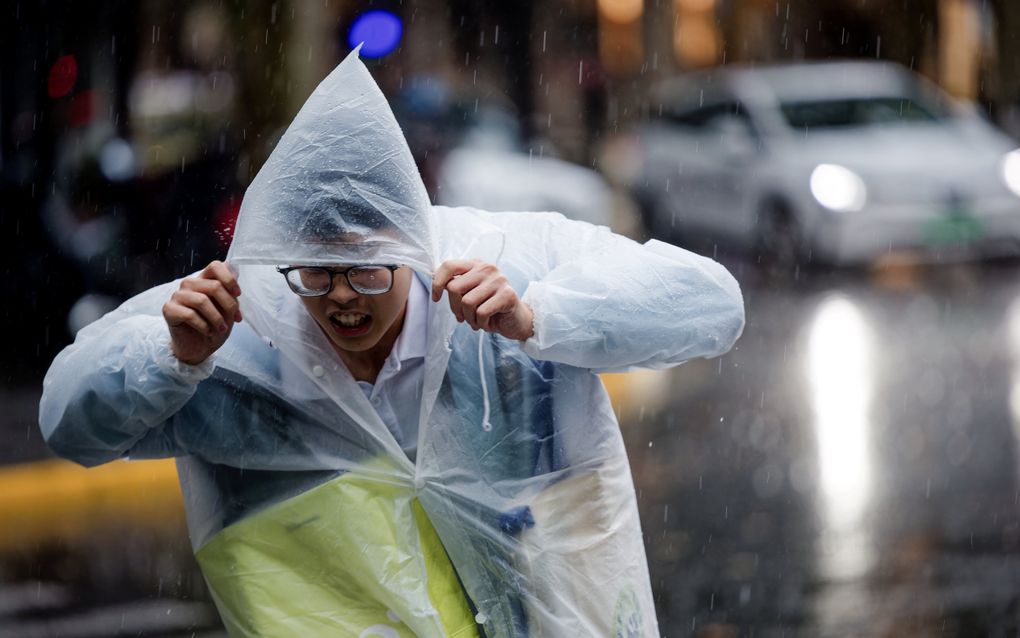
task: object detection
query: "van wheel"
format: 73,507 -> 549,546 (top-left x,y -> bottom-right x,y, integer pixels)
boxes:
756,201 -> 803,276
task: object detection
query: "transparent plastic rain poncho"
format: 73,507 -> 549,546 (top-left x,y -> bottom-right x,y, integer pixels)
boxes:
39,50 -> 745,637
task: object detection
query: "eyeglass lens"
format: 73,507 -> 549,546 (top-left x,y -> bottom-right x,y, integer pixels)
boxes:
288,267 -> 393,295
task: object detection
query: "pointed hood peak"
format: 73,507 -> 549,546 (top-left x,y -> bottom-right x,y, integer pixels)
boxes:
227,49 -> 436,274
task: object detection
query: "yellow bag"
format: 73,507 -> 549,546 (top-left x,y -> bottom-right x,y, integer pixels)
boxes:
196,472 -> 479,638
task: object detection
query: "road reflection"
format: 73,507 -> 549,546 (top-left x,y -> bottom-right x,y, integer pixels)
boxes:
1006,298 -> 1020,478
806,295 -> 875,582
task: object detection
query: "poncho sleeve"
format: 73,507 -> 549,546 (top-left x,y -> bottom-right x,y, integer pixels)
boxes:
491,210 -> 745,372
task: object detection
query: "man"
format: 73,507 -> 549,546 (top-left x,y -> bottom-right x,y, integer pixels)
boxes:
40,50 -> 744,637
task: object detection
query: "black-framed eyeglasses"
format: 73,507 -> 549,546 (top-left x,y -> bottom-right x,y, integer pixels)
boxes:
276,265 -> 400,296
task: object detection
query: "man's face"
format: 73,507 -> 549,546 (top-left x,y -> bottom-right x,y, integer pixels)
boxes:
299,265 -> 413,356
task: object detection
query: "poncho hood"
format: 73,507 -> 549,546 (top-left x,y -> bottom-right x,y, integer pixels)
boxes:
226,47 -> 437,274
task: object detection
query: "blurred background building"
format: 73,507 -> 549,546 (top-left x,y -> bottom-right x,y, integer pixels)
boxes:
2,1 -> 1020,636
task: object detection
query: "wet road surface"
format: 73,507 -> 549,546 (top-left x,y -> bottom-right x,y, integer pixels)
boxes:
623,258 -> 1020,636
2,259 -> 1019,636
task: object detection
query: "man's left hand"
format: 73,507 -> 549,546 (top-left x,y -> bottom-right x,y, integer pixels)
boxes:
432,259 -> 534,341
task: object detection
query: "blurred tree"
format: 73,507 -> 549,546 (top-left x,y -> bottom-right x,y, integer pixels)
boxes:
448,0 -> 535,142
988,0 -> 1020,136
717,0 -> 938,68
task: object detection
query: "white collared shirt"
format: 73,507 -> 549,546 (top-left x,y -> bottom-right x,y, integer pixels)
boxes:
355,276 -> 428,459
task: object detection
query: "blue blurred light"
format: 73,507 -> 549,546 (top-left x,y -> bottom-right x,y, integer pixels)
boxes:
348,10 -> 403,58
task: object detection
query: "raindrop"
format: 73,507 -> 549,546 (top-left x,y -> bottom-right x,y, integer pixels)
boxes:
739,585 -> 751,606
752,462 -> 783,498
946,430 -> 972,466
916,368 -> 945,407
788,457 -> 813,494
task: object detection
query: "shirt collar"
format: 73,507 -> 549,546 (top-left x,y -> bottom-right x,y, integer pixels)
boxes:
389,274 -> 428,371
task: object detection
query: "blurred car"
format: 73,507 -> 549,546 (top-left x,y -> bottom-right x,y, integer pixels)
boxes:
436,106 -> 613,228
392,83 -> 614,228
626,60 -> 1020,266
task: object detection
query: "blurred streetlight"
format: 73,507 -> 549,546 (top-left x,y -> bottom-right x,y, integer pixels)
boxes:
347,10 -> 404,58
598,0 -> 643,76
674,0 -> 720,68
938,0 -> 983,99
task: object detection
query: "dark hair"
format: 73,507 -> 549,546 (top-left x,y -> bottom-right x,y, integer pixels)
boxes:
293,192 -> 396,244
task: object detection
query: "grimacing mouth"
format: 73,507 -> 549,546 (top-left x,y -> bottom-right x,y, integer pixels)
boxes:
329,311 -> 371,328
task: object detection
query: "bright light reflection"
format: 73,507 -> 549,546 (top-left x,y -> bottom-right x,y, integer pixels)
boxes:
1004,300 -> 1020,466
806,295 -> 874,580
810,164 -> 867,212
998,150 -> 1020,199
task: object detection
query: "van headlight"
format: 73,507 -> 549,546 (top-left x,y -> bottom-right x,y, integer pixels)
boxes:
810,164 -> 868,212
999,149 -> 1020,198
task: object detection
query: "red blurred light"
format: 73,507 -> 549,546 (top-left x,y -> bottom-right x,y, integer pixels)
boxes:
48,55 -> 78,98
213,195 -> 242,249
68,90 -> 96,127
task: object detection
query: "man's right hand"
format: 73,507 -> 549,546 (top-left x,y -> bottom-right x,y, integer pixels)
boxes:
162,260 -> 243,365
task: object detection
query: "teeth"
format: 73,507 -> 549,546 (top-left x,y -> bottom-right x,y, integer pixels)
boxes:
333,313 -> 368,327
